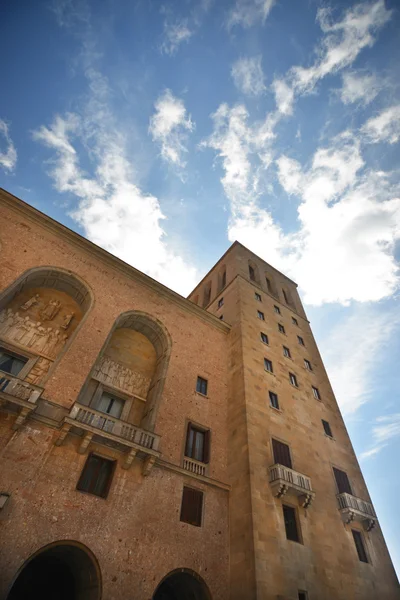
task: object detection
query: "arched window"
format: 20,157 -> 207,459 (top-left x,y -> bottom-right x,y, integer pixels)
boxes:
202,282 -> 212,307
218,266 -> 227,291
265,272 -> 278,297
0,267 -> 92,386
248,260 -> 260,284
282,287 -> 295,308
78,311 -> 172,433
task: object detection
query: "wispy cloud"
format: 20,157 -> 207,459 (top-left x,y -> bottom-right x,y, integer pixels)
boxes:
227,0 -> 276,29
231,56 -> 266,97
0,120 -> 17,173
360,413 -> 400,459
160,19 -> 193,55
149,89 -> 194,168
362,105 -> 400,144
340,71 -> 381,106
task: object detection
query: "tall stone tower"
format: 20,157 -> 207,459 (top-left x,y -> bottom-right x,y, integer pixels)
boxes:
188,241 -> 399,600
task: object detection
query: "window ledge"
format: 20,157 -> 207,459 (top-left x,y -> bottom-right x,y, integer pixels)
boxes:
195,391 -> 209,399
269,405 -> 282,413
264,370 -> 275,377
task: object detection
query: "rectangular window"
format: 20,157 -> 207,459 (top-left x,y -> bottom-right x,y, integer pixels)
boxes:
298,592 -> 308,600
297,335 -> 305,346
218,298 -> 224,308
283,346 -> 291,358
92,392 -> 124,418
322,420 -> 333,437
304,359 -> 312,371
312,386 -> 321,400
289,372 -> 298,387
269,391 -> 279,410
274,305 -> 281,314
272,438 -> 292,468
292,317 -> 298,326
278,323 -> 285,334
352,530 -> 368,563
333,467 -> 352,494
257,310 -> 265,321
283,504 -> 300,542
255,292 -> 262,302
0,349 -> 27,376
180,487 -> 203,527
185,422 -> 210,463
196,376 -> 208,396
76,453 -> 116,498
260,332 -> 269,345
264,358 -> 273,373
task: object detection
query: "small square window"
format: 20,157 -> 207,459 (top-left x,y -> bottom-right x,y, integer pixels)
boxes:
292,317 -> 298,326
260,332 -> 269,345
304,359 -> 312,371
352,530 -> 368,563
297,335 -> 305,346
255,292 -> 262,302
257,310 -> 265,321
76,453 -> 116,498
289,372 -> 298,387
322,419 -> 333,437
278,323 -> 285,334
196,376 -> 208,396
274,305 -> 281,314
283,504 -> 301,542
312,386 -> 321,400
218,298 -> 224,308
283,346 -> 291,358
0,349 -> 28,377
180,487 -> 203,527
298,592 -> 309,600
219,315 -> 224,320
269,391 -> 279,409
264,358 -> 273,373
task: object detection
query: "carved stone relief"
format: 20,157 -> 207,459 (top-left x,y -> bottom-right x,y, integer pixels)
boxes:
25,357 -> 52,386
93,355 -> 152,399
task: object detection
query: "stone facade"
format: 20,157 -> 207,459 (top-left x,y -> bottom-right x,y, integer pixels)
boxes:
0,188 -> 398,600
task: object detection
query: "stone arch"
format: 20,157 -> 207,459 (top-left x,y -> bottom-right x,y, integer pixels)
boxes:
0,267 -> 93,385
6,540 -> 101,600
218,265 -> 227,292
153,568 -> 212,600
78,310 -> 172,432
248,260 -> 260,284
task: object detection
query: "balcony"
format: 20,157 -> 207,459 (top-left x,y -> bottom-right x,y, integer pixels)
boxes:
337,492 -> 377,531
183,456 -> 207,477
269,463 -> 315,508
0,370 -> 42,429
55,403 -> 161,474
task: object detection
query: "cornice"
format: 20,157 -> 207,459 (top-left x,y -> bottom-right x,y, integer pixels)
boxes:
0,188 -> 230,334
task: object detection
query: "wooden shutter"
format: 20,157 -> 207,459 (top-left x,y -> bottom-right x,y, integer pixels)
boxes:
352,530 -> 368,562
77,454 -> 115,498
185,422 -> 193,457
180,487 -> 203,527
272,439 -> 292,469
333,467 -> 352,494
203,429 -> 210,464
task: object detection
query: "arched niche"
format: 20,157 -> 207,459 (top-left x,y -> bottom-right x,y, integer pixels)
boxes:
153,568 -> 212,600
248,260 -> 260,284
6,540 -> 101,600
202,281 -> 212,308
0,267 -> 93,386
218,265 -> 226,292
79,311 -> 172,433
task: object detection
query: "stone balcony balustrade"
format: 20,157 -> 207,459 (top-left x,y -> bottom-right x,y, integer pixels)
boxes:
337,492 -> 377,531
269,463 -> 315,508
183,456 -> 208,477
55,402 -> 161,474
0,370 -> 42,429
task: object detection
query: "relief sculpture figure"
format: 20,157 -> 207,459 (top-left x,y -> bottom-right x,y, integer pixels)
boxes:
20,294 -> 40,311
61,312 -> 74,330
40,299 -> 61,321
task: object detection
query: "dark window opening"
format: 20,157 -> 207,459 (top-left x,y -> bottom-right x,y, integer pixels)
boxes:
218,298 -> 224,308
272,438 -> 292,468
264,358 -> 273,373
282,289 -> 289,304
289,372 -> 298,387
196,376 -> 208,396
283,346 -> 291,358
180,487 -> 203,527
257,310 -> 265,321
266,277 -> 272,293
269,391 -> 279,410
333,467 -> 352,494
304,359 -> 312,371
260,332 -> 269,345
185,422 -> 210,463
249,265 -> 256,281
298,335 -> 305,346
76,453 -> 115,498
312,386 -> 321,400
274,305 -> 281,314
322,420 -> 333,437
0,349 -> 27,376
292,317 -> 298,326
92,392 -> 124,418
352,530 -> 368,563
298,592 -> 309,600
255,292 -> 262,302
283,504 -> 300,542
278,323 -> 285,334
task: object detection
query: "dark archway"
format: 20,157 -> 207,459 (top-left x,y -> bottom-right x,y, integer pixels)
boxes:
7,541 -> 101,600
153,568 -> 212,600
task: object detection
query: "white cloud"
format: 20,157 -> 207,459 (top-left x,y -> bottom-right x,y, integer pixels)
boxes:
272,79 -> 294,116
231,56 -> 266,97
33,82 -> 197,295
360,413 -> 400,459
149,89 -> 194,168
340,71 -> 380,106
0,120 -> 17,172
227,0 -> 276,29
160,19 -> 193,55
319,306 -> 400,416
362,105 -> 400,144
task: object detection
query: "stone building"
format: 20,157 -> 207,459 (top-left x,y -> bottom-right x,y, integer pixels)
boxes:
0,187 -> 398,600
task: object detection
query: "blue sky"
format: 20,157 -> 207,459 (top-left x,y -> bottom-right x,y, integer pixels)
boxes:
1,0 -> 400,574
